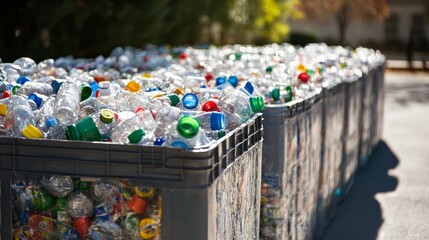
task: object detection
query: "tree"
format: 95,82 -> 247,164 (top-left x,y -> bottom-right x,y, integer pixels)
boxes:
255,0 -> 302,44
299,0 -> 389,45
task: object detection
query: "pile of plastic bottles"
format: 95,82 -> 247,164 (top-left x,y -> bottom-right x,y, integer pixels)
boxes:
12,176 -> 161,240
0,44 -> 385,150
0,46 -> 266,150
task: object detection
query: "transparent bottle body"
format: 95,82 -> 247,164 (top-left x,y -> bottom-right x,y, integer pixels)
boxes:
5,96 -> 36,137
54,80 -> 81,125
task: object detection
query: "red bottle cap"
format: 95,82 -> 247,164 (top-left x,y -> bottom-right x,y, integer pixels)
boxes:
74,217 -> 90,238
179,53 -> 187,60
94,75 -> 107,83
2,91 -> 10,99
204,74 -> 214,82
127,195 -> 148,214
202,101 -> 220,112
298,72 -> 310,83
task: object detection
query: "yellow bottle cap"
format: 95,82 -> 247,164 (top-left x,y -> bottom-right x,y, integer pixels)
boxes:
125,80 -> 141,93
134,186 -> 155,198
297,64 -> 307,72
100,109 -> 115,123
173,87 -> 184,95
151,93 -> 166,100
139,218 -> 160,239
21,124 -> 44,139
0,104 -> 7,116
142,73 -> 151,78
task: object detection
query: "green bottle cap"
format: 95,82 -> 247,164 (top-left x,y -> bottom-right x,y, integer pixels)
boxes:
234,52 -> 242,60
33,190 -> 53,210
124,213 -> 140,233
66,124 -> 81,141
218,130 -> 226,138
271,87 -> 280,101
167,94 -> 180,106
177,116 -> 200,138
77,181 -> 91,192
81,84 -> 92,101
100,109 -> 114,123
128,129 -> 145,144
285,86 -> 293,102
56,197 -> 68,207
12,85 -> 20,95
75,117 -> 101,141
266,66 -> 273,73
250,96 -> 264,113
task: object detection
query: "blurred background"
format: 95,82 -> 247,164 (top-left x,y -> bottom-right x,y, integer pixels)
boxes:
1,0 -> 428,62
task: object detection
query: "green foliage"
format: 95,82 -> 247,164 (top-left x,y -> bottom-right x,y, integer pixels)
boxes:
0,0 -> 300,62
255,0 -> 302,43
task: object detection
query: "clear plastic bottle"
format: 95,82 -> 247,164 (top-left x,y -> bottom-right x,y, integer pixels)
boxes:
17,81 -> 53,96
218,88 -> 264,129
41,175 -> 74,198
153,103 -> 182,142
191,111 -> 226,132
192,111 -> 226,141
34,95 -> 56,129
44,117 -> 67,140
110,115 -> 145,144
13,57 -> 37,76
90,109 -> 116,141
54,80 -> 82,125
165,115 -> 208,150
68,192 -> 94,219
5,96 -> 43,138
135,107 -> 157,134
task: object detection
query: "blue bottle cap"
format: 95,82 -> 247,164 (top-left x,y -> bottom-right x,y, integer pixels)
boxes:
244,81 -> 254,95
146,87 -> 160,92
227,76 -> 239,87
209,112 -> 226,131
215,77 -> 226,86
89,81 -> 99,97
51,79 -> 64,94
154,137 -> 165,146
28,93 -> 43,108
182,93 -> 199,109
170,140 -> 189,150
16,76 -> 31,85
45,117 -> 58,129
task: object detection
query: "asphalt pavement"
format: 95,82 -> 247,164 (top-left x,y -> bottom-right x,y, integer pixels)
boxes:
321,71 -> 429,240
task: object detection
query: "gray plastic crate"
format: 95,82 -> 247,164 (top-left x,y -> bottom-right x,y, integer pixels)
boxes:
260,99 -> 300,240
0,114 -> 263,240
358,70 -> 374,169
296,93 -> 323,240
369,64 -> 383,153
340,76 -> 363,200
373,63 -> 386,149
316,82 -> 345,239
260,92 -> 322,240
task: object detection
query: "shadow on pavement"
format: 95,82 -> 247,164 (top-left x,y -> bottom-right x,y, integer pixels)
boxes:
321,141 -> 399,240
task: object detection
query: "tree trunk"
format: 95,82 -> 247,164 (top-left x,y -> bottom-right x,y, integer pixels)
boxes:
336,5 -> 349,46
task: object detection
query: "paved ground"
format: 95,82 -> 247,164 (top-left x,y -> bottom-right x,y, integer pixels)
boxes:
322,71 -> 429,240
